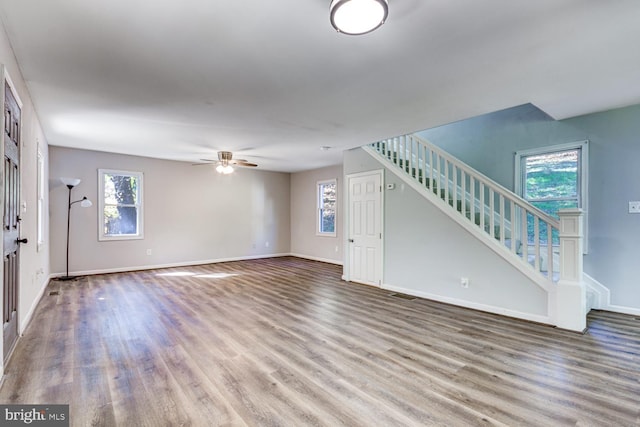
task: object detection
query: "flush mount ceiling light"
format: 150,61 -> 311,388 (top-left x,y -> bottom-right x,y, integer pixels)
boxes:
330,0 -> 388,35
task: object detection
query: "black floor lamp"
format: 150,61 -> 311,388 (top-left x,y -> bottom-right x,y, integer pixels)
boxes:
59,177 -> 92,281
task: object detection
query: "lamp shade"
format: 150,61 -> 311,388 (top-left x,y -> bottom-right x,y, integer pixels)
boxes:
80,199 -> 93,208
330,0 -> 388,35
60,177 -> 81,187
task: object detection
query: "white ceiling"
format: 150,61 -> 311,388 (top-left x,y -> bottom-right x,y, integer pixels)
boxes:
0,0 -> 639,172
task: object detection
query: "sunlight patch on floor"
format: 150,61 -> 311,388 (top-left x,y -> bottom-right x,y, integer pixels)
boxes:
194,273 -> 238,279
156,272 -> 196,277
155,271 -> 238,279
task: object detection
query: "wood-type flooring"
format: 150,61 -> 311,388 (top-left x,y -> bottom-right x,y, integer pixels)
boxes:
1,257 -> 638,426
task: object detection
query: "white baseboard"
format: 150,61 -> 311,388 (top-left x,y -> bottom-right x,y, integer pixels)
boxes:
50,253 -> 292,278
289,253 -> 343,266
381,283 -> 553,326
604,304 -> 640,317
0,273 -> 51,375
19,274 -> 53,335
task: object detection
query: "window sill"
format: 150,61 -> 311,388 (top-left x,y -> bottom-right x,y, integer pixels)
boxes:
99,234 -> 144,242
316,232 -> 337,238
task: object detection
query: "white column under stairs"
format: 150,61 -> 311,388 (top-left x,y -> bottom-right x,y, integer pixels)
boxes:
555,209 -> 586,332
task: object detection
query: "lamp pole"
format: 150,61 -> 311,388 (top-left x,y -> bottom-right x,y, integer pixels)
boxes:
65,184 -> 72,279
59,178 -> 92,281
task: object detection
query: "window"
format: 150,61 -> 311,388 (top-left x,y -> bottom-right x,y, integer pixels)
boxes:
515,141 -> 588,250
99,169 -> 143,240
317,179 -> 337,236
36,144 -> 45,251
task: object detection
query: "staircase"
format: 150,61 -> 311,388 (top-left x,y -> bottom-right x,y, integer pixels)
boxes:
363,134 -> 589,331
367,134 -> 561,282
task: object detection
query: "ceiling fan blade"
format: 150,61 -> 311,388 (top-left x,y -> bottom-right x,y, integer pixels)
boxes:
197,152 -> 258,169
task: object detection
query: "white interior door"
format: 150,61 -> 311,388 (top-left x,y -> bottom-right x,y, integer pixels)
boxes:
348,171 -> 382,286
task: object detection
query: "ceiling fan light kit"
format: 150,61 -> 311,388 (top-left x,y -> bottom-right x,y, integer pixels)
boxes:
216,164 -> 234,174
330,0 -> 388,35
195,151 -> 258,173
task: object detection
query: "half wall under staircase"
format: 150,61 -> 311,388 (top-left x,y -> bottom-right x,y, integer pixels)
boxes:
362,134 -> 588,331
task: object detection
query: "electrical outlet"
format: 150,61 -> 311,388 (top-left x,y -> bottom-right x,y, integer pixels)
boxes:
629,201 -> 640,213
461,277 -> 469,288
265,241 -> 270,248
146,249 -> 152,256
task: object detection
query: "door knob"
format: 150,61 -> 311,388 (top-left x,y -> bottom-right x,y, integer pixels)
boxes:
348,239 -> 354,243
16,238 -> 28,244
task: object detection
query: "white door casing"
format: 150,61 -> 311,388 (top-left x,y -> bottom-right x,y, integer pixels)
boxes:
347,170 -> 383,286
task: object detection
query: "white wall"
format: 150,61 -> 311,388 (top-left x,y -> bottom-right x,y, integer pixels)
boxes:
49,146 -> 291,275
344,148 -> 550,323
290,164 -> 343,264
0,25 -> 51,370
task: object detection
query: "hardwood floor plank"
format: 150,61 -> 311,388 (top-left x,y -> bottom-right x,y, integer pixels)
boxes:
1,257 -> 639,426
71,366 -> 116,427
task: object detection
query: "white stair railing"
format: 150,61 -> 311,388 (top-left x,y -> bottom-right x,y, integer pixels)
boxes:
369,134 -> 562,282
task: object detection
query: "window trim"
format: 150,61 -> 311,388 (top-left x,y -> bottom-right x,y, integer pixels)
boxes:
515,140 -> 588,253
98,169 -> 144,241
317,178 -> 337,237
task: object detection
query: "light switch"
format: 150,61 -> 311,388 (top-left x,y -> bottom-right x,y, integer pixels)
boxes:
629,201 -> 640,213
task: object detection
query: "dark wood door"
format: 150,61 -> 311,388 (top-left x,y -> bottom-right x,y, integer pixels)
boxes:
3,81 -> 20,361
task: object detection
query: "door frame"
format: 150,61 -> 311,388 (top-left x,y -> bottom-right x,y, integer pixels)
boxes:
1,67 -> 23,365
343,169 -> 384,285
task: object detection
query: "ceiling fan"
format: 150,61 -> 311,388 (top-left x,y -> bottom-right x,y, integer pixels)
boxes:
196,151 -> 258,174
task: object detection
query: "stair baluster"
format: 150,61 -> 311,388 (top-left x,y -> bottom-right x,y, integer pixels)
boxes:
368,133 -> 564,283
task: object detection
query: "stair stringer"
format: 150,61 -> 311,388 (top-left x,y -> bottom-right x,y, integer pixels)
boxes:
583,273 -> 610,311
582,273 -> 640,317
363,145 -> 555,302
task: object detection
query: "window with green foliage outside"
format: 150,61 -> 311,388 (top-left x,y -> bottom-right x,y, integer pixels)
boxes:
524,149 -> 579,216
317,180 -> 337,235
518,145 -> 586,246
99,169 -> 143,240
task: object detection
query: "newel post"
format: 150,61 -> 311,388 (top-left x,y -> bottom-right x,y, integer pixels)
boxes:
555,208 -> 586,332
